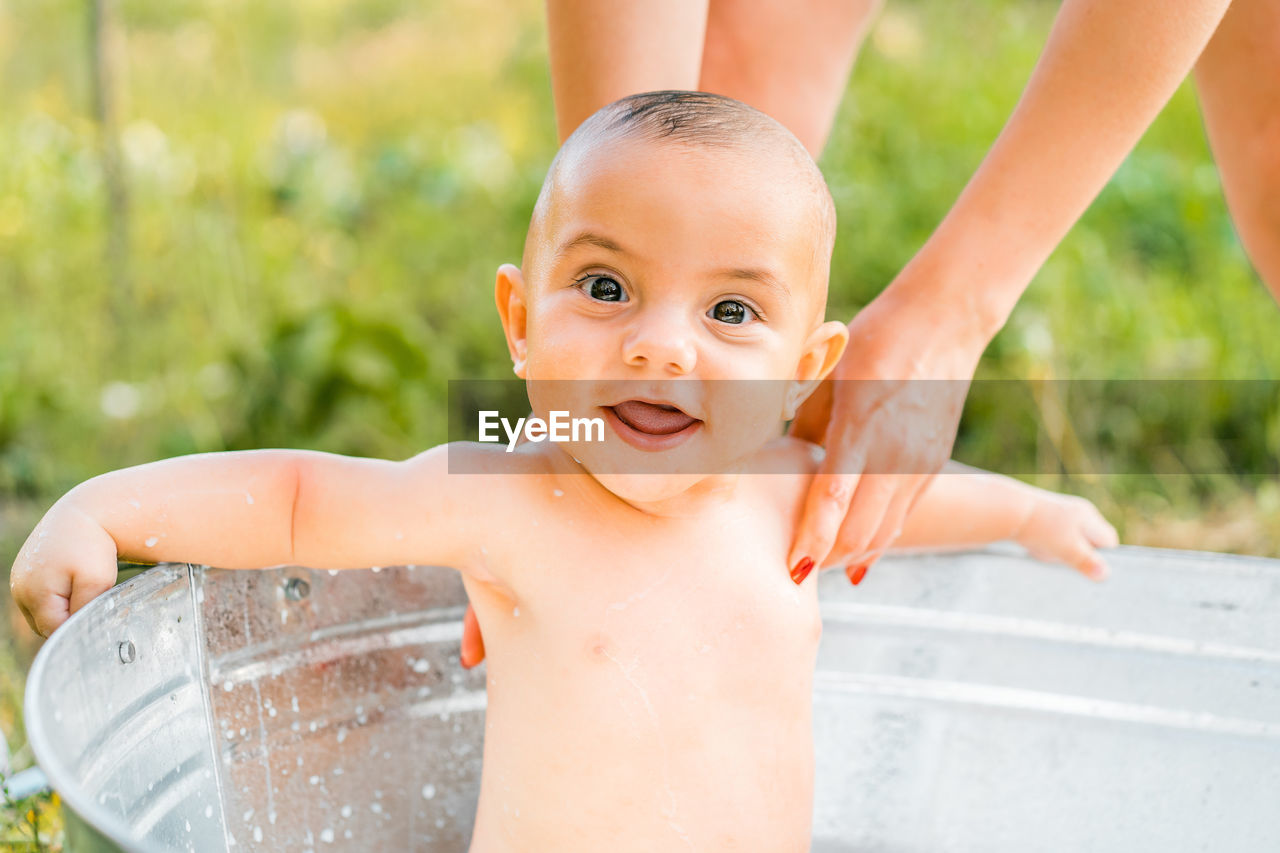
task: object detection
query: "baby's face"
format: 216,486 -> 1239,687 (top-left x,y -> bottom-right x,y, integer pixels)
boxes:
497,139 -> 846,504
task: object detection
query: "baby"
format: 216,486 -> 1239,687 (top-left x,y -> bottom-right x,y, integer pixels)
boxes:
12,92 -> 1117,851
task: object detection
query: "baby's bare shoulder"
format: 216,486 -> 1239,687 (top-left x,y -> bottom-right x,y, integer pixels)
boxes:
743,437 -> 824,514
748,436 -> 824,477
400,442 -> 558,517
431,440 -> 554,478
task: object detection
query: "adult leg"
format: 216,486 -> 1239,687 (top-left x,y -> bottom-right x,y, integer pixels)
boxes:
700,0 -> 884,157
545,0 -> 710,143
1195,0 -> 1280,302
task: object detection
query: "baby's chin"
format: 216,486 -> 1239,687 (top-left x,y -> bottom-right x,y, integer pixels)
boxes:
589,471 -> 715,506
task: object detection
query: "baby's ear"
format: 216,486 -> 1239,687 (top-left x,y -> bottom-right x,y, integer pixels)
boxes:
784,320 -> 848,419
494,264 -> 529,378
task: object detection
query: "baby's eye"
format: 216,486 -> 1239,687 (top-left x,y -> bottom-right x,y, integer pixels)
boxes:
575,274 -> 627,303
709,299 -> 758,325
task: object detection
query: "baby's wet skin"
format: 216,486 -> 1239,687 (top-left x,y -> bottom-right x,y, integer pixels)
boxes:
459,439 -> 825,853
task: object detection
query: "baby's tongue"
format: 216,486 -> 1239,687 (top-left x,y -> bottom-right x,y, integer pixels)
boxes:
612,401 -> 697,435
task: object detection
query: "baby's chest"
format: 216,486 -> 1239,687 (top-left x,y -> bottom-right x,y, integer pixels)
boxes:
515,529 -> 822,701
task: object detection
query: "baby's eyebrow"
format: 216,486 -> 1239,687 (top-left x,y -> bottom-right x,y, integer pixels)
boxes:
713,267 -> 790,299
555,230 -> 628,258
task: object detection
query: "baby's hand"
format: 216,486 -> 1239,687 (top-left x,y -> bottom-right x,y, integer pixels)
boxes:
1013,492 -> 1119,581
9,502 -> 120,638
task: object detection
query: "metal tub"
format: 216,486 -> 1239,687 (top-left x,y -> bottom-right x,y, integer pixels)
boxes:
25,546 -> 1280,851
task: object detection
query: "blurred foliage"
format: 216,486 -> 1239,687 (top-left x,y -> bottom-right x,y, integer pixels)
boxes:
0,0 -> 1277,527
0,775 -> 59,852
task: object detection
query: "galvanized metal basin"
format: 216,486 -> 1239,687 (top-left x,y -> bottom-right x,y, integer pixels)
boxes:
25,546 -> 1280,852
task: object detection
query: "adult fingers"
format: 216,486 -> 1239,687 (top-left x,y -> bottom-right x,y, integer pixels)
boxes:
789,469 -> 861,582
820,474 -> 899,569
842,475 -> 926,565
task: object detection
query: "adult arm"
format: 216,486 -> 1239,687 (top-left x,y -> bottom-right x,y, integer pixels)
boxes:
1194,0 -> 1280,303
787,0 -> 1234,576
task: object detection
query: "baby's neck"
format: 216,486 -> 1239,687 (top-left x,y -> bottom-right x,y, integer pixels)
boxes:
539,443 -> 748,520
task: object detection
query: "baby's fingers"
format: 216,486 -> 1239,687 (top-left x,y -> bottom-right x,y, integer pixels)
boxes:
1085,510 -> 1120,549
1066,536 -> 1109,582
70,572 -> 117,616
18,587 -> 71,639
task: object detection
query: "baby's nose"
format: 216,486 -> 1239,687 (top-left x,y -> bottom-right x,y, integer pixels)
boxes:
621,310 -> 697,375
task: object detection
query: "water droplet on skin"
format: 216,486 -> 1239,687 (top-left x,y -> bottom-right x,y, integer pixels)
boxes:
292,696 -> 300,712
223,680 -> 234,691
185,820 -> 191,832
309,775 -> 321,785
344,830 -> 353,839
205,805 -> 213,818
370,803 -> 383,814
320,828 -> 334,843
242,809 -> 254,822
371,566 -> 381,573
253,827 -> 263,843
412,659 -> 430,673
340,805 -> 352,818
268,707 -> 277,717
291,721 -> 300,732
328,569 -> 339,576
553,489 -> 564,497
336,727 -> 348,743
145,537 -> 158,547
422,784 -> 436,799
245,493 -> 254,504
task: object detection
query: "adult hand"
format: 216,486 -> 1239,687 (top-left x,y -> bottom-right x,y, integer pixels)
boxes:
786,282 -> 982,584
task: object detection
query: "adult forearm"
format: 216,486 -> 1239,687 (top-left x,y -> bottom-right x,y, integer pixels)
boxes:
888,0 -> 1232,343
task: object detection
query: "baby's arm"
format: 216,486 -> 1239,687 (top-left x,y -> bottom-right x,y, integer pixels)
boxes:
10,444 -> 501,637
892,462 -> 1118,580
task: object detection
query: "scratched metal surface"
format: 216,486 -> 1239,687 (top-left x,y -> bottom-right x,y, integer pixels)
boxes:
25,546 -> 1280,852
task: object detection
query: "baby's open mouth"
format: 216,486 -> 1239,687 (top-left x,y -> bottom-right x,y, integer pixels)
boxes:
607,400 -> 700,436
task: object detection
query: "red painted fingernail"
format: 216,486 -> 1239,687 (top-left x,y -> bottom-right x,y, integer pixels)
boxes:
790,556 -> 814,585
846,563 -> 868,585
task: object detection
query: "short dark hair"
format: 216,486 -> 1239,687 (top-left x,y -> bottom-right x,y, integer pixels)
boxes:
589,90 -> 775,150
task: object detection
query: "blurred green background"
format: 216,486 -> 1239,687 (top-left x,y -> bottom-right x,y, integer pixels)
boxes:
2,0 -> 1279,841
